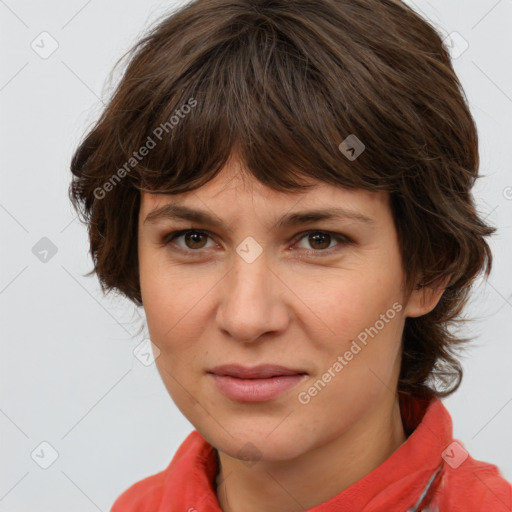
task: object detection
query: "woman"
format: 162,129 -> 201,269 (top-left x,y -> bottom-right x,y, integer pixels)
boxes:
69,0 -> 512,510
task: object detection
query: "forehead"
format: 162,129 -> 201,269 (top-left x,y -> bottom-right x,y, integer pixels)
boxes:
139,157 -> 389,219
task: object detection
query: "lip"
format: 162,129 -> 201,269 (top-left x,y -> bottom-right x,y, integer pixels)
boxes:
208,364 -> 308,402
209,364 -> 307,379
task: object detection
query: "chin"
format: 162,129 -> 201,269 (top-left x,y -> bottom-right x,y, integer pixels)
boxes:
197,419 -> 317,463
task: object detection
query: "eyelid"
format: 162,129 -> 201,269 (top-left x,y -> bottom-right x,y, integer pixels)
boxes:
161,228 -> 354,256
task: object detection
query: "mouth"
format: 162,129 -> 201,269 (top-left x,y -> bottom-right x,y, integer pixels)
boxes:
207,364 -> 309,402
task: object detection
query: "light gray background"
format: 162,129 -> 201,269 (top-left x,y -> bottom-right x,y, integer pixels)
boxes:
1,0 -> 511,510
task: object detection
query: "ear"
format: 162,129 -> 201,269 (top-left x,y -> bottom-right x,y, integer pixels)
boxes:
403,275 -> 451,318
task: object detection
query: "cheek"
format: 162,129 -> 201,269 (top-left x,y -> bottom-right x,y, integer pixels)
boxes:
139,260 -> 211,414
139,247 -> 212,333
286,255 -> 404,341
138,253 -> 222,386
290,263 -> 406,397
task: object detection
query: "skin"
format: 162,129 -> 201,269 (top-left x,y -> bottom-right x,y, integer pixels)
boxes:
137,155 -> 445,512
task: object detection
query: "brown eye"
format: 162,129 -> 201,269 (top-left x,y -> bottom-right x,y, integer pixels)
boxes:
164,230 -> 215,251
182,231 -> 209,249
295,231 -> 350,253
307,232 -> 332,250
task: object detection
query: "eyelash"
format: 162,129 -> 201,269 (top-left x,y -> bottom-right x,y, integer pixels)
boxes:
160,229 -> 353,257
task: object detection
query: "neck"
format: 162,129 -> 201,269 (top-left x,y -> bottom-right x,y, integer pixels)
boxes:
215,393 -> 406,512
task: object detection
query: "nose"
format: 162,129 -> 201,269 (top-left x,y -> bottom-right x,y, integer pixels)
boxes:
215,247 -> 290,344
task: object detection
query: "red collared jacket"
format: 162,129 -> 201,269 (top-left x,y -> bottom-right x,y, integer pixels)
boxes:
110,394 -> 512,511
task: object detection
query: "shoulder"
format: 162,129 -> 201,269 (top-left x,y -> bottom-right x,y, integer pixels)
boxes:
110,469 -> 167,512
440,452 -> 512,511
109,430 -> 206,512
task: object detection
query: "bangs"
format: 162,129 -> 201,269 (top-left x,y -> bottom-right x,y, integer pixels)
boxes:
97,2 -> 425,198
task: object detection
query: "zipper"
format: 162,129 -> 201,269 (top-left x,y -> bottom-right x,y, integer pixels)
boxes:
406,461 -> 444,512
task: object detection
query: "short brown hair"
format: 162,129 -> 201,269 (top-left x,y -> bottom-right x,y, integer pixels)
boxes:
69,0 -> 495,398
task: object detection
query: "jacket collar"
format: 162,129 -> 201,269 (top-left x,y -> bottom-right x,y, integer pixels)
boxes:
159,393 -> 451,511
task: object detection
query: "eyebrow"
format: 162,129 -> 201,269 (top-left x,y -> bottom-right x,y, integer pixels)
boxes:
143,204 -> 375,230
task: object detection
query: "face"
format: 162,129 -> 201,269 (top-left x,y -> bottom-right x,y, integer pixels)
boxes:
137,156 -> 434,462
